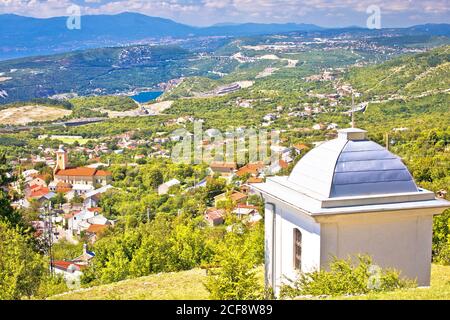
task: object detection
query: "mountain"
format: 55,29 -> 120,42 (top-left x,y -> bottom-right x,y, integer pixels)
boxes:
199,22 -> 323,36
0,45 -> 196,103
404,24 -> 450,36
0,12 -> 323,60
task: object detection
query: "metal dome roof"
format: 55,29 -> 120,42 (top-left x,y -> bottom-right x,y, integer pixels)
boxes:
288,128 -> 418,199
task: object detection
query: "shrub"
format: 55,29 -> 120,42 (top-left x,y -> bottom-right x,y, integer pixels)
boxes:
280,255 -> 415,299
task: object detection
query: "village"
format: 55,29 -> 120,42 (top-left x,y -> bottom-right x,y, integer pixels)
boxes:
9,128 -> 318,283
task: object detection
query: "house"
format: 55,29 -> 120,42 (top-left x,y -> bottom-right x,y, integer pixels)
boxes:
53,145 -> 112,187
28,176 -> 47,189
158,178 -> 181,195
51,260 -> 85,285
71,243 -> 95,266
67,207 -> 111,237
214,191 -> 247,207
267,158 -> 289,175
247,177 -> 264,184
236,162 -> 265,178
71,183 -> 95,196
251,128 -> 450,296
204,208 -> 225,226
85,224 -> 108,243
52,244 -> 95,284
292,143 -> 309,155
26,187 -> 55,206
209,162 -> 237,177
56,181 -> 72,193
232,203 -> 260,220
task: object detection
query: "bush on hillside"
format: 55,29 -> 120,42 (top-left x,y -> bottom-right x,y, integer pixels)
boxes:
280,255 -> 415,299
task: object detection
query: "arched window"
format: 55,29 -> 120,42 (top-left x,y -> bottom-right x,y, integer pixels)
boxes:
293,228 -> 302,270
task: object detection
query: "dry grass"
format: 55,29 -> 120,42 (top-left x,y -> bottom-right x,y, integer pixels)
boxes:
50,269 -> 210,300
0,105 -> 71,125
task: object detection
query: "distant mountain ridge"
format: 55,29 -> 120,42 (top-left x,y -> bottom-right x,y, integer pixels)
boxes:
1,12 -> 449,60
0,12 -> 322,60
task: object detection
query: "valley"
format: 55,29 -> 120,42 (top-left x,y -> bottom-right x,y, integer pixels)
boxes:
0,13 -> 449,302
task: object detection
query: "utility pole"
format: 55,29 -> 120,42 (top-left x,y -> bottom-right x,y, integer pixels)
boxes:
46,202 -> 54,275
351,93 -> 355,128
146,207 -> 150,223
385,132 -> 389,150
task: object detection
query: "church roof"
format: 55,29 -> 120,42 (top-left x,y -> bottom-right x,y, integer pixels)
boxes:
288,128 -> 418,198
251,128 -> 450,214
55,167 -> 111,177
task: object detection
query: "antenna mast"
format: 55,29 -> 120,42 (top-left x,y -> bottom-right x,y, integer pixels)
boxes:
351,93 -> 355,128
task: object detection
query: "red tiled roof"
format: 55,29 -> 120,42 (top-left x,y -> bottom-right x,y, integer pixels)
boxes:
36,174 -> 51,181
293,143 -> 309,150
86,224 -> 108,234
210,162 -> 237,170
51,260 -> 85,272
279,159 -> 289,169
29,187 -> 50,199
95,170 -> 111,176
55,167 -> 97,177
230,191 -> 248,202
205,208 -> 225,220
236,162 -> 265,177
236,203 -> 259,210
87,207 -> 102,213
247,177 -> 264,183
55,167 -> 111,177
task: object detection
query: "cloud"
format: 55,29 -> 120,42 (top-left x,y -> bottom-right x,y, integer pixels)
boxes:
0,0 -> 449,26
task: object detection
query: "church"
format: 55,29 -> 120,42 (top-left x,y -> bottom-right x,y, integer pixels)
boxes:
52,145 -> 112,187
251,128 -> 450,295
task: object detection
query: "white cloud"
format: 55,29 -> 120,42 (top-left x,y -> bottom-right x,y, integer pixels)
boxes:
0,0 -> 448,26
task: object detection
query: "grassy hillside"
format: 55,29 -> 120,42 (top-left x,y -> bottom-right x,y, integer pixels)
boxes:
69,96 -> 138,112
50,265 -> 450,300
348,45 -> 450,97
50,269 -> 210,300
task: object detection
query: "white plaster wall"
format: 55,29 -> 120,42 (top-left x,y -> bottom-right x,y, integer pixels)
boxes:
263,195 -> 321,295
278,203 -> 321,282
319,209 -> 436,286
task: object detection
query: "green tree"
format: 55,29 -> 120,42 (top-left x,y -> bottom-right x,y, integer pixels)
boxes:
0,221 -> 46,299
142,167 -> 164,191
433,209 -> 450,264
205,233 -> 263,300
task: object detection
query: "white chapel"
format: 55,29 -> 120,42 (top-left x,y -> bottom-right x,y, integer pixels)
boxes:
251,128 -> 450,295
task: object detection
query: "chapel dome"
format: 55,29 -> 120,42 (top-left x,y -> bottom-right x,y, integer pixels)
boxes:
287,128 -> 418,198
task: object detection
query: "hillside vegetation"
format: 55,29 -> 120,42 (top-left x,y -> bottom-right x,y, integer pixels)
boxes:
49,264 -> 450,300
348,45 -> 450,97
336,264 -> 450,300
50,269 -> 210,300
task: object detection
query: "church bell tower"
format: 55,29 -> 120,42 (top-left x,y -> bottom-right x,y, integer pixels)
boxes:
54,144 -> 68,173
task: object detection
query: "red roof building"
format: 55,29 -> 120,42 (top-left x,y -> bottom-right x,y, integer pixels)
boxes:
204,208 -> 225,226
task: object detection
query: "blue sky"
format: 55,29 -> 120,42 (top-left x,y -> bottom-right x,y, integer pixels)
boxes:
0,0 -> 449,27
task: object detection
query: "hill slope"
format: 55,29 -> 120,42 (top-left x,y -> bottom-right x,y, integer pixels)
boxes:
50,264 -> 450,300
50,268 -> 210,300
0,45 -> 192,103
348,45 -> 450,97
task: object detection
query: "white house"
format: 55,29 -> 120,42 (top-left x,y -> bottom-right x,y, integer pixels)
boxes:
251,128 -> 450,296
